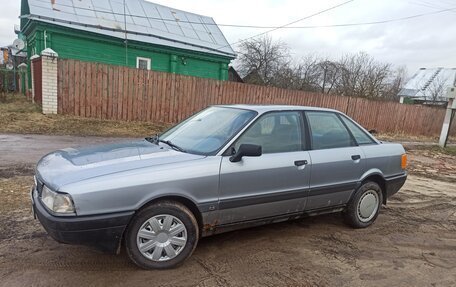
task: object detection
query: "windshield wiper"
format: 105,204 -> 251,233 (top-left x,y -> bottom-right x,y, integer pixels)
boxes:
145,134 -> 160,144
145,135 -> 186,153
159,139 -> 186,153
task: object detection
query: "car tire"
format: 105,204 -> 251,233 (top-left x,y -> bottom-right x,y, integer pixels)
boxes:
125,201 -> 199,269
343,181 -> 383,228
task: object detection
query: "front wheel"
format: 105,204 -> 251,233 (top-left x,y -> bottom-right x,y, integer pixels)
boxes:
125,201 -> 199,269
343,181 -> 383,228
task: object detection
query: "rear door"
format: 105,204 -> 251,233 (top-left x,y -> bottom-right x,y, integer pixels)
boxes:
218,111 -> 311,225
304,111 -> 365,210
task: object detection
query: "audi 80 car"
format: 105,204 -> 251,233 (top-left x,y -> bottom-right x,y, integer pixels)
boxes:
31,105 -> 407,269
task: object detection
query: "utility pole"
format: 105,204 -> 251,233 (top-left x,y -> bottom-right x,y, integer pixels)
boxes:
124,0 -> 128,66
439,87 -> 456,147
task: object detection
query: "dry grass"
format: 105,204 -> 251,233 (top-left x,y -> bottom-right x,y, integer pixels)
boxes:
0,176 -> 32,213
0,94 -> 168,137
408,145 -> 456,156
376,132 -> 439,143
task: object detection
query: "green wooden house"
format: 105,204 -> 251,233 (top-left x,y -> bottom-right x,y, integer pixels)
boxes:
20,0 -> 236,82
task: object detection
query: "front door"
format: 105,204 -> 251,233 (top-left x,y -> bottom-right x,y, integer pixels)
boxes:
304,111 -> 364,210
218,111 -> 311,225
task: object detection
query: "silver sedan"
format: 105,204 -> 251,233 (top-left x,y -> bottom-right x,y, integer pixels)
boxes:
31,105 -> 407,269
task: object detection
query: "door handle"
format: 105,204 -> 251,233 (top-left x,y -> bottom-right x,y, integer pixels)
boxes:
294,160 -> 308,166
351,155 -> 361,160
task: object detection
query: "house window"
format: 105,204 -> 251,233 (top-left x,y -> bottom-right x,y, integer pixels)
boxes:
136,57 -> 151,70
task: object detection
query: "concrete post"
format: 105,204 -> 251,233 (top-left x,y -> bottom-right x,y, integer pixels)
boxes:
40,48 -> 58,114
438,98 -> 455,147
18,63 -> 27,96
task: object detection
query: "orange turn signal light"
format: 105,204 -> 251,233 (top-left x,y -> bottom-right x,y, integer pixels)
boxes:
401,154 -> 407,169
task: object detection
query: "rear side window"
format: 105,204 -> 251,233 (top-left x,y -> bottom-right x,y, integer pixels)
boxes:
306,112 -> 355,149
339,116 -> 376,145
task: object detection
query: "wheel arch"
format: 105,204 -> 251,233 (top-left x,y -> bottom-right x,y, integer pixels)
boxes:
135,195 -> 203,231
117,195 -> 204,254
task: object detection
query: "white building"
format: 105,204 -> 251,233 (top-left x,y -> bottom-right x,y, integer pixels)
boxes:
398,68 -> 456,105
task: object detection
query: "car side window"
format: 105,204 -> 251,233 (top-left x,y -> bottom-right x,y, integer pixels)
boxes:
234,112 -> 303,154
306,111 -> 355,150
339,116 -> 376,145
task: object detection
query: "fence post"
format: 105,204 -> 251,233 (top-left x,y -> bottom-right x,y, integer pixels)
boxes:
40,48 -> 59,114
30,54 -> 40,103
18,63 -> 27,96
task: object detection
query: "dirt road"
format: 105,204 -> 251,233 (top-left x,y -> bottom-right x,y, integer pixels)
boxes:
0,134 -> 455,287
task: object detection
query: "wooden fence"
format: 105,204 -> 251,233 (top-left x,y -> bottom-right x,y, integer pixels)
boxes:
57,59 -> 455,137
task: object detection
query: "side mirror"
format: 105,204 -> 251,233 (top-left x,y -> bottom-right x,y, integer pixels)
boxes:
229,144 -> 262,162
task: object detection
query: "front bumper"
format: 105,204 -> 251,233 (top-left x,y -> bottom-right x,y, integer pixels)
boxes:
31,186 -> 134,253
385,172 -> 407,199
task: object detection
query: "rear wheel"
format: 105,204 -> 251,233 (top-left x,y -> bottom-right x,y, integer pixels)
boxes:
125,201 -> 199,269
343,181 -> 383,228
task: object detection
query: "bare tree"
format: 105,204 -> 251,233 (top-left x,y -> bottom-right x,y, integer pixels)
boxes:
382,66 -> 407,100
236,38 -> 406,100
237,36 -> 290,86
270,64 -> 298,89
316,59 -> 340,94
336,53 -> 365,97
335,52 -> 392,99
292,55 -> 320,91
425,75 -> 448,103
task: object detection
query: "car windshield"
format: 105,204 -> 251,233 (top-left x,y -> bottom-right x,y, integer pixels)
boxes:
160,107 -> 257,155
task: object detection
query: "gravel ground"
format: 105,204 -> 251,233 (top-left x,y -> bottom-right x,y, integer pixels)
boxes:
0,134 -> 455,287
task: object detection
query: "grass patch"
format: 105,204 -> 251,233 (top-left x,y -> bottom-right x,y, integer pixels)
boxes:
0,93 -> 168,137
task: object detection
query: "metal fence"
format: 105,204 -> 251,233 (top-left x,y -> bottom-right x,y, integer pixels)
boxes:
0,68 -> 17,92
0,67 -> 28,95
57,59 -> 455,137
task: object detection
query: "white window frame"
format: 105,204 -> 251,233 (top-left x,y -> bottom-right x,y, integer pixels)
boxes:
136,57 -> 151,70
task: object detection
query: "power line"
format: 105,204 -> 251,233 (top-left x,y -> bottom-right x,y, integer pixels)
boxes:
281,6 -> 456,28
217,0 -> 355,50
23,0 -> 456,55
123,0 -> 128,65
408,0 -> 456,14
30,0 -> 456,30
28,0 -> 354,53
31,0 -> 356,30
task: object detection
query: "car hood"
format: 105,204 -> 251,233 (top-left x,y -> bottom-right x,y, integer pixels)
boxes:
35,140 -> 205,190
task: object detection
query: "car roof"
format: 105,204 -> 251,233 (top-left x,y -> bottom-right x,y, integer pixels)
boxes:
215,104 -> 341,114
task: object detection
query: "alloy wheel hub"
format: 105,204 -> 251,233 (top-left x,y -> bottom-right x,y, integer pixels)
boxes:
136,214 -> 187,262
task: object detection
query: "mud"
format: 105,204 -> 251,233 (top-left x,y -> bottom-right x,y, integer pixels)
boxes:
0,135 -> 455,287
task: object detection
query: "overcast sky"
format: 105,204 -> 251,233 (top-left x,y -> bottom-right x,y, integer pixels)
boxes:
1,0 -> 455,75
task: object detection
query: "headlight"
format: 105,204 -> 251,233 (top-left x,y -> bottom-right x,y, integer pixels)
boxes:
41,185 -> 75,214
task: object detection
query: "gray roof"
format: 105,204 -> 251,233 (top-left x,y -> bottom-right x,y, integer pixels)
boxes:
24,0 -> 235,58
218,104 -> 339,114
398,68 -> 456,101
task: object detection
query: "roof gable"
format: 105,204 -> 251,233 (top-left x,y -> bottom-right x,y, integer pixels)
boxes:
23,0 -> 235,58
398,68 -> 456,101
